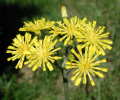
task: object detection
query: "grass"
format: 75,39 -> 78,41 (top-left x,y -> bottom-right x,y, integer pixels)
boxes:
0,0 -> 120,100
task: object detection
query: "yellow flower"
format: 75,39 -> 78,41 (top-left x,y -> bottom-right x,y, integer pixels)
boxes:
66,45 -> 108,86
24,36 -> 62,71
6,32 -> 37,69
19,18 -> 55,35
49,16 -> 87,46
76,21 -> 113,55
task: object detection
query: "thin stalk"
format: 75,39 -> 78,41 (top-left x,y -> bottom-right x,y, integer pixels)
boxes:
61,7 -> 70,99
61,69 -> 69,100
85,76 -> 89,96
96,57 -> 101,100
61,46 -> 70,100
98,77 -> 101,100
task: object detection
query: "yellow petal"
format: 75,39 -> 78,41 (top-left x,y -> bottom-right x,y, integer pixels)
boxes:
24,60 -> 30,65
32,65 -> 38,71
83,71 -> 87,84
74,77 -> 82,86
92,70 -> 104,78
85,46 -> 88,61
71,48 -> 81,60
18,61 -> 23,69
66,65 -> 72,69
77,45 -> 83,57
65,61 -> 71,65
50,56 -> 62,60
16,34 -> 23,43
59,34 -> 67,41
7,57 -> 12,61
72,68 -> 81,74
23,51 -> 31,54
74,30 -> 80,35
7,46 -> 16,50
91,67 -> 108,72
102,39 -> 113,44
48,58 -> 55,63
15,63 -> 19,69
95,59 -> 107,64
43,62 -> 46,71
46,61 -> 54,71
64,36 -> 70,46
87,71 -> 95,86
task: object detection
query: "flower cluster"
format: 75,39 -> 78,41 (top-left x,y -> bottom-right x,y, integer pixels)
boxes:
6,6 -> 113,86
6,33 -> 61,71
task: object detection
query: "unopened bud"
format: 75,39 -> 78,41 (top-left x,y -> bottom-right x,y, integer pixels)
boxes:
68,54 -> 75,61
67,39 -> 74,46
61,6 -> 68,18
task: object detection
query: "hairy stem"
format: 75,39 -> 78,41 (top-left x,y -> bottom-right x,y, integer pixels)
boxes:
61,69 -> 69,100
61,45 -> 70,100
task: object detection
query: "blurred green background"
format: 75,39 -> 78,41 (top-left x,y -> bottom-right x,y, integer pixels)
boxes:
0,0 -> 120,100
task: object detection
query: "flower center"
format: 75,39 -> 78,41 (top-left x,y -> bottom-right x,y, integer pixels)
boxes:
40,50 -> 48,59
83,61 -> 90,70
21,45 -> 29,54
89,33 -> 95,43
67,25 -> 75,35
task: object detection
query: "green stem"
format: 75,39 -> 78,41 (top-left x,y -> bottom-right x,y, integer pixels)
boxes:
85,76 -> 89,97
62,69 -> 70,100
96,57 -> 101,100
61,12 -> 70,99
98,77 -> 101,100
61,45 -> 70,100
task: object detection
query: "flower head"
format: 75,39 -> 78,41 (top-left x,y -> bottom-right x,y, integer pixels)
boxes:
76,21 -> 113,55
24,36 -> 62,71
6,32 -> 37,69
49,16 -> 87,46
19,18 -> 55,35
66,45 -> 108,86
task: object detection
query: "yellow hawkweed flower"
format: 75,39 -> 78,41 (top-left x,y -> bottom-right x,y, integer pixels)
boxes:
49,16 -> 87,46
66,45 -> 108,86
76,21 -> 113,55
24,36 -> 62,71
19,18 -> 55,35
6,32 -> 37,69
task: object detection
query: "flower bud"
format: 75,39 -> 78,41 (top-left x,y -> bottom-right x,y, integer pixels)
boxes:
61,6 -> 68,18
68,54 -> 75,61
67,39 -> 74,46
